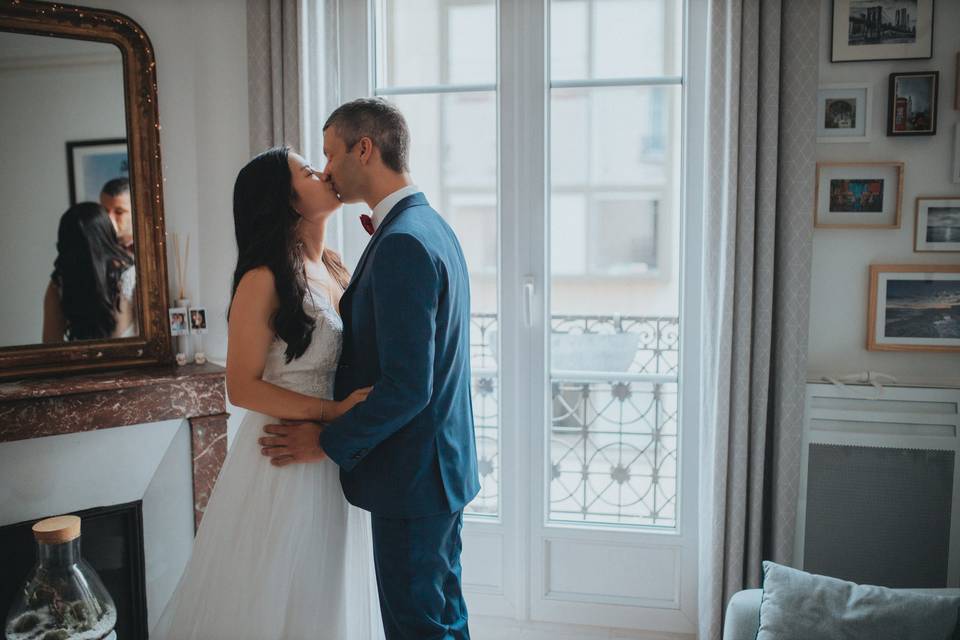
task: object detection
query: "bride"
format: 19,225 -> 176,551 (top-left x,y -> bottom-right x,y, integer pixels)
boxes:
152,146 -> 384,639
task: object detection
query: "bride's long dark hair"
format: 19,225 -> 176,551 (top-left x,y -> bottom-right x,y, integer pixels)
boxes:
230,146 -> 350,362
52,202 -> 134,341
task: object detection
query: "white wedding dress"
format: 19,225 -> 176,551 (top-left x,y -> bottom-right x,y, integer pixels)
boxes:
152,284 -> 383,640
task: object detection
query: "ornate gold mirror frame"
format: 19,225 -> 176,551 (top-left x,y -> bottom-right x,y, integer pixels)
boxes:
0,0 -> 172,379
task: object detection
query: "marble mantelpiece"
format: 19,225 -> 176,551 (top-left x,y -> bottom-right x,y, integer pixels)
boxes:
0,363 -> 228,530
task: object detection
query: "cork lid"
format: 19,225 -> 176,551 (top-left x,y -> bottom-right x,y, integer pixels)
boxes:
32,515 -> 81,544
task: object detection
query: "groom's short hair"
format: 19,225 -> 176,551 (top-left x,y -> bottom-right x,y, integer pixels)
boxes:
323,98 -> 410,173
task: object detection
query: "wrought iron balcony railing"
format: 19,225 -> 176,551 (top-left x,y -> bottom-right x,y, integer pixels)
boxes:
466,313 -> 681,529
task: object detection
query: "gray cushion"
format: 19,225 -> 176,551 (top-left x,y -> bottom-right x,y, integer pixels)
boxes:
757,562 -> 960,640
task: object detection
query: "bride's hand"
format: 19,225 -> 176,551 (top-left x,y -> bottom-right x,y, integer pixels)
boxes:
328,386 -> 372,421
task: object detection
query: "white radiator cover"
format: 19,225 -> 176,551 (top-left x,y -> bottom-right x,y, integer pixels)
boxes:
798,382 -> 960,587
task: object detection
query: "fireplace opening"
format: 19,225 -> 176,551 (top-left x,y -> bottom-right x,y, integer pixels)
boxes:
1,501 -> 148,640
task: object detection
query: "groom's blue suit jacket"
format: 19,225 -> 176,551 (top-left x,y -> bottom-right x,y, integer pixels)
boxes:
321,192 -> 480,518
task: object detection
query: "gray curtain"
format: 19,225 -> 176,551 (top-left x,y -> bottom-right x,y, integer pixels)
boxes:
698,0 -> 818,638
247,0 -> 302,153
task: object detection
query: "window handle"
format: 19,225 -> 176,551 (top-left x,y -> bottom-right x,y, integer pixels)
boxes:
522,278 -> 535,328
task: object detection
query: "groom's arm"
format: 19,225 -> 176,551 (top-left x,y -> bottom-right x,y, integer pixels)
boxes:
321,232 -> 440,471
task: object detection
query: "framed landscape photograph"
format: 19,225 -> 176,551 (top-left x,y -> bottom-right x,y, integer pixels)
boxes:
915,197 -> 960,253
817,84 -> 872,142
887,71 -> 938,136
832,0 -> 934,63
815,162 -> 904,228
868,265 -> 960,352
66,138 -> 129,205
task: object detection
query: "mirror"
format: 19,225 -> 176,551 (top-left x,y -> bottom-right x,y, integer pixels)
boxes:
0,2 -> 173,379
0,32 -> 137,346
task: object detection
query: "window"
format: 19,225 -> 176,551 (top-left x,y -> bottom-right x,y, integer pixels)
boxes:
374,0 -> 500,517
337,0 -> 700,632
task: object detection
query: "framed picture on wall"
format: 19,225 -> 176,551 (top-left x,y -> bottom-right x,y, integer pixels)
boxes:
954,124 -> 960,184
817,84 -> 872,142
915,197 -> 960,253
66,138 -> 129,205
815,162 -> 904,228
831,0 -> 934,63
887,71 -> 938,136
868,265 -> 960,352
955,52 -> 960,110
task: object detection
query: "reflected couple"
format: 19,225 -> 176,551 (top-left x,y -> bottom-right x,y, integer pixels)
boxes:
41,177 -> 137,342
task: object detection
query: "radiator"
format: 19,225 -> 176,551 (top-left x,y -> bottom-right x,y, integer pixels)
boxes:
797,382 -> 960,587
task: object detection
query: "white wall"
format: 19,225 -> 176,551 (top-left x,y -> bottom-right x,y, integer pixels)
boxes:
808,0 -> 960,385
0,36 -> 125,346
4,0 -> 250,624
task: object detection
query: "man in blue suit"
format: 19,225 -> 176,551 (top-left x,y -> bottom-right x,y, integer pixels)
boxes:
262,98 -> 479,639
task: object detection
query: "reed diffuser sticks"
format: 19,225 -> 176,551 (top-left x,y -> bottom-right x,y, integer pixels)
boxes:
172,232 -> 190,300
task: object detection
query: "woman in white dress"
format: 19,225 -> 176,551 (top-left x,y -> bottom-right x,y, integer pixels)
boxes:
41,202 -> 137,342
152,147 -> 384,640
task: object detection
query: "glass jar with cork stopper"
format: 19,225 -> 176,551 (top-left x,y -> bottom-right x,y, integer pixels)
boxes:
4,515 -> 117,640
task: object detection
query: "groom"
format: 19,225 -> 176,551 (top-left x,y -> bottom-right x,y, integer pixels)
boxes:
260,97 -> 479,639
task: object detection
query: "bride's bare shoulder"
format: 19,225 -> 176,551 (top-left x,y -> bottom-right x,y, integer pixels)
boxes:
233,267 -> 279,315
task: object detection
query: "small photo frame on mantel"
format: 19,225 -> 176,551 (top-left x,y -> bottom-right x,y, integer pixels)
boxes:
887,71 -> 938,136
815,161 -> 904,229
188,307 -> 208,334
817,84 -> 872,143
168,307 -> 188,337
868,264 -> 960,353
915,197 -> 960,253
831,0 -> 934,63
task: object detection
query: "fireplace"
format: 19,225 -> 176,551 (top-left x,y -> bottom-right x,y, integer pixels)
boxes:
1,501 -> 147,639
0,363 -> 229,636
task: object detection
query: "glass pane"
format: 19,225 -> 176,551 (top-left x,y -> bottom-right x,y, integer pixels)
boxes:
376,0 -> 496,88
388,92 -> 500,517
550,0 -> 683,82
547,82 -> 681,527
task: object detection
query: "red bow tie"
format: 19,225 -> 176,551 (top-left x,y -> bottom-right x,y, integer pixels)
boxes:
360,214 -> 375,236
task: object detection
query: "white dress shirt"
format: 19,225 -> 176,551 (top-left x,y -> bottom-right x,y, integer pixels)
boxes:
370,184 -> 421,231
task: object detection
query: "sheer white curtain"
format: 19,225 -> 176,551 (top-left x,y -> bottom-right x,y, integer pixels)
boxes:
698,0 -> 818,638
247,0 -> 344,253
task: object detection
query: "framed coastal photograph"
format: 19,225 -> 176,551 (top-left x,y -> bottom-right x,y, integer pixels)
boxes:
868,265 -> 960,352
66,138 -> 129,205
815,162 -> 904,228
817,84 -> 872,142
887,71 -> 938,136
915,198 -> 960,253
832,0 -> 934,63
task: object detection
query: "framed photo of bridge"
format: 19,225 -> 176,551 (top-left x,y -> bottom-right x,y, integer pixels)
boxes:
832,0 -> 934,63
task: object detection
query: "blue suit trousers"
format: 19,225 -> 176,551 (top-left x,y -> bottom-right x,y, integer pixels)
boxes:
371,510 -> 470,639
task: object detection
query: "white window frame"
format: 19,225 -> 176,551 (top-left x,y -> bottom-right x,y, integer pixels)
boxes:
329,0 -> 707,633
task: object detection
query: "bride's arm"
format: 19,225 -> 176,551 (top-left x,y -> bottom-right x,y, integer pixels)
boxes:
226,267 -> 365,421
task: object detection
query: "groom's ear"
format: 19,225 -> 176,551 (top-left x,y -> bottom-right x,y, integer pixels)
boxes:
357,136 -> 374,165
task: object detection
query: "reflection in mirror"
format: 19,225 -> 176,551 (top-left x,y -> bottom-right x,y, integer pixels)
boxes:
0,31 -> 137,347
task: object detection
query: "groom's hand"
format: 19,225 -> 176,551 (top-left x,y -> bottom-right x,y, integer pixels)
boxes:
259,421 -> 326,467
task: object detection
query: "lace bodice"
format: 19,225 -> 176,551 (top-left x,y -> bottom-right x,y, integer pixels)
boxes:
261,284 -> 343,399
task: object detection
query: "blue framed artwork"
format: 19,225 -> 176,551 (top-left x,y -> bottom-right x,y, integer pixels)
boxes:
66,138 -> 129,204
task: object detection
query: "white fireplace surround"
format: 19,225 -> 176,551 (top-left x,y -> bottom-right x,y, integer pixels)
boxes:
0,414 -> 244,631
